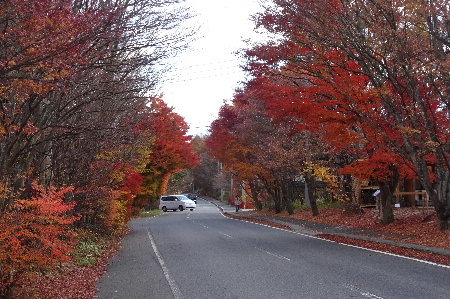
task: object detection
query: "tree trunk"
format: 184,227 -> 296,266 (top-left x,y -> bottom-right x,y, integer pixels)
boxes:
310,197 -> 319,216
305,173 -> 319,216
379,181 -> 394,225
436,206 -> 449,230
248,180 -> 263,210
436,195 -> 450,231
286,199 -> 295,215
259,175 -> 285,213
266,180 -> 282,213
274,197 -> 282,213
378,168 -> 400,225
428,181 -> 450,231
281,179 -> 295,215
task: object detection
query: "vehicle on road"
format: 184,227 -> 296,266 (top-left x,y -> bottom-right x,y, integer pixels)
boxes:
159,195 -> 196,212
183,193 -> 198,204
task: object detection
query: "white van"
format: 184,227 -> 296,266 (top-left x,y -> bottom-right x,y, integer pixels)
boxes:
159,195 -> 196,212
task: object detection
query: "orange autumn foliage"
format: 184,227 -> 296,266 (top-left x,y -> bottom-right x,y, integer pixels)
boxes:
0,183 -> 79,297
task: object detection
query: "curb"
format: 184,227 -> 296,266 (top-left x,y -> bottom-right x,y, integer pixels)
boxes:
204,197 -> 450,257
235,213 -> 450,257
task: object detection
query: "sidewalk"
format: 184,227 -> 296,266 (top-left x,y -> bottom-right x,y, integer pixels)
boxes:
204,197 -> 450,257
206,196 -> 254,214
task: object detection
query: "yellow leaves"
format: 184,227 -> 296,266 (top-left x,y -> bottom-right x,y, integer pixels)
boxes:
26,46 -> 39,56
59,68 -> 71,78
398,125 -> 421,136
305,162 -> 346,201
7,59 -> 17,67
305,162 -> 334,182
424,140 -> 440,150
111,169 -> 127,183
96,132 -> 154,176
43,68 -> 72,81
0,181 -> 10,199
97,189 -> 132,236
9,78 -> 53,100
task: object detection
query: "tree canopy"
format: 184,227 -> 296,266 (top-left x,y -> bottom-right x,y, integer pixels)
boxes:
0,0 -> 198,296
207,0 -> 450,230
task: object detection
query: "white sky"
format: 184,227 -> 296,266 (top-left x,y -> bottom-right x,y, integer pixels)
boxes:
159,0 -> 266,136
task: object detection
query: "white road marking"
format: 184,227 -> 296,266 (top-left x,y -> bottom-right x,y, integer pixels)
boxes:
209,198 -> 450,268
220,211 -> 450,269
344,284 -> 385,299
147,230 -> 183,299
219,231 -> 233,238
198,222 -> 232,238
256,246 -> 291,261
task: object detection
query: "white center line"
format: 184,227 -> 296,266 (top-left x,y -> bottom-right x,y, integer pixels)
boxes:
344,284 -> 385,299
256,246 -> 291,261
218,231 -> 233,238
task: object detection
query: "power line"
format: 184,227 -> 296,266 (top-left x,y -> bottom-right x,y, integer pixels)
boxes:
163,70 -> 244,83
166,65 -> 238,76
165,59 -> 240,71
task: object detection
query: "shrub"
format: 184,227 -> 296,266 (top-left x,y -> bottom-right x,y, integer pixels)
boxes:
71,234 -> 104,267
0,184 -> 79,298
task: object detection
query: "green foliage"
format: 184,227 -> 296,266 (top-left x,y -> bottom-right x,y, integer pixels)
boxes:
216,190 -> 231,204
96,192 -> 131,236
167,169 -> 193,194
138,210 -> 163,218
317,200 -> 342,209
292,200 -> 305,211
72,240 -> 103,267
291,199 -> 342,212
70,230 -> 105,267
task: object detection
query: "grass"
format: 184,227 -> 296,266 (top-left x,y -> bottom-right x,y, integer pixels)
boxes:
71,233 -> 105,267
292,199 -> 342,212
138,209 -> 162,218
70,210 -> 162,266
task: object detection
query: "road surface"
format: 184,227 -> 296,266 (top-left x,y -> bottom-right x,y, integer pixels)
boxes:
97,198 -> 450,299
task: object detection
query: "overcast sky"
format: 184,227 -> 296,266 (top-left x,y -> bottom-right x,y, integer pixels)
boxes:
159,0 -> 266,136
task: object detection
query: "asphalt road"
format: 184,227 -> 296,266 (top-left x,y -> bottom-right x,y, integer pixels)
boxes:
96,198 -> 450,299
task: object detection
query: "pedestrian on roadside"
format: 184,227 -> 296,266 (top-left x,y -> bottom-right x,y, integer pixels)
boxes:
235,195 -> 241,212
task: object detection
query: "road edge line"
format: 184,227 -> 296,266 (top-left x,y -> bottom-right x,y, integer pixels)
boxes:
147,229 -> 183,299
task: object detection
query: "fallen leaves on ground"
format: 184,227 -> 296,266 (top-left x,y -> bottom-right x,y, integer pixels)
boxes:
12,207 -> 450,298
11,229 -> 127,299
317,234 -> 450,266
